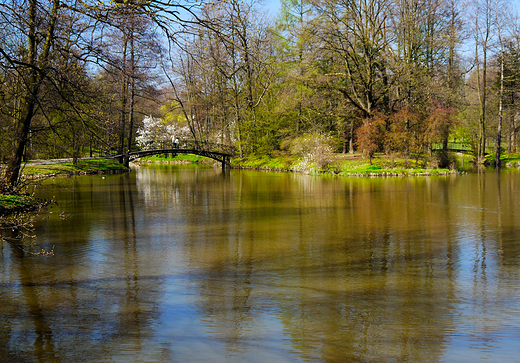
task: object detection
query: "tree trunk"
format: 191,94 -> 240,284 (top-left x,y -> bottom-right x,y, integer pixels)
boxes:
124,26 -> 135,168
495,50 -> 504,169
2,0 -> 60,190
119,37 -> 128,158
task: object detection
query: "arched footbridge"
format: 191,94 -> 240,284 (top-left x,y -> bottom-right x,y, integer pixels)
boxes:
112,140 -> 236,168
431,142 -> 473,153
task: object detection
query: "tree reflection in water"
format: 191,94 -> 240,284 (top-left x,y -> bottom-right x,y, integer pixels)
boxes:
1,167 -> 520,362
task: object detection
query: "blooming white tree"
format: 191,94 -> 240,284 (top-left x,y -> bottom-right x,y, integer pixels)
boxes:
291,133 -> 336,171
136,116 -> 161,149
136,115 -> 192,149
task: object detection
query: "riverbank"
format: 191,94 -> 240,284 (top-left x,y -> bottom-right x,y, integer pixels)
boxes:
138,152 -> 458,176
485,152 -> 520,168
233,152 -> 520,176
231,153 -> 460,176
136,153 -> 211,164
0,158 -> 128,215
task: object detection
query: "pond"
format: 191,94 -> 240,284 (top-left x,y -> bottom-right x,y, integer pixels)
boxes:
1,164 -> 520,362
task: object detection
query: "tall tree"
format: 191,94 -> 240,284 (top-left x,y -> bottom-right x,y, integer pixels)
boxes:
276,0 -> 315,134
0,0 -> 61,190
165,0 -> 275,155
502,31 -> 520,153
314,0 -> 391,119
494,0 -> 508,168
473,0 -> 495,163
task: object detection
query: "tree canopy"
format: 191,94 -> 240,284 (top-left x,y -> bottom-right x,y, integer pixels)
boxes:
1,0 -> 519,190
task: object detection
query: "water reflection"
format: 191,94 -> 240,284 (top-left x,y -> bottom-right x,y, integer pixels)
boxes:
0,174 -> 168,362
1,167 -> 520,362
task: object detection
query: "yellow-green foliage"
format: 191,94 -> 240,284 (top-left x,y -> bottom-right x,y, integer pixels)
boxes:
489,153 -> 520,167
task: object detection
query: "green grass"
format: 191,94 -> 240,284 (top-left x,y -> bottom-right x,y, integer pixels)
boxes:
231,153 -> 298,169
0,194 -> 33,208
0,194 -> 40,215
232,153 -> 453,176
22,158 -> 128,176
489,152 -> 520,166
140,154 -> 209,163
344,163 -> 383,174
336,156 -> 450,176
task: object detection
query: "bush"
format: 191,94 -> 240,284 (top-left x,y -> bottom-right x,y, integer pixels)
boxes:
355,116 -> 386,163
290,133 -> 335,171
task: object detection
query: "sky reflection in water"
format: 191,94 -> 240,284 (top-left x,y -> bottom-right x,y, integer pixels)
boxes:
1,165 -> 520,362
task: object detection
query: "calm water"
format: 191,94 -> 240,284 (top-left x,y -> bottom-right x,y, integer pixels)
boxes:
2,165 -> 520,362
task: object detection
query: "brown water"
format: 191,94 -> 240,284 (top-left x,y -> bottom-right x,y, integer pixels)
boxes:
1,164 -> 520,362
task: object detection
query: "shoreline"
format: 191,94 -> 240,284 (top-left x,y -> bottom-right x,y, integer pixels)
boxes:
135,153 -> 463,177
1,158 -> 129,216
5,151 -> 519,215
229,163 -> 460,177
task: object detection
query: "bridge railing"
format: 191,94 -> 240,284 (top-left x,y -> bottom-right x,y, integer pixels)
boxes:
139,139 -> 237,155
431,142 -> 473,152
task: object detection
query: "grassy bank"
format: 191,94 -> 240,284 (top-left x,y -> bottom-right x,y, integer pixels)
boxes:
143,151 -> 520,175
231,153 -> 455,176
0,194 -> 45,215
141,152 -> 456,176
485,152 -> 520,167
138,153 -> 210,164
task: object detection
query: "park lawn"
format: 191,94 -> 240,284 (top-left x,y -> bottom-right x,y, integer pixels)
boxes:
136,150 -> 452,175
336,155 -> 452,176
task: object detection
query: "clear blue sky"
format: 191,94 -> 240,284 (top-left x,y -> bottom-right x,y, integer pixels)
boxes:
264,0 -> 520,18
265,0 -> 280,15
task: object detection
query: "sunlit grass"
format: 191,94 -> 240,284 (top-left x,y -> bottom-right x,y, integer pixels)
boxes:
486,152 -> 520,167
0,194 -> 33,208
140,154 -> 209,163
231,153 -> 298,169
232,153 -> 453,176
0,194 -> 39,215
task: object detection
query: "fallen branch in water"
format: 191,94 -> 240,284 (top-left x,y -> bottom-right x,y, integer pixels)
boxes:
0,203 -> 54,256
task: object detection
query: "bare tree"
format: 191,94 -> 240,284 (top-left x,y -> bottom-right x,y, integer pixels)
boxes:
0,0 -> 61,191
472,0 -> 495,164
314,0 -> 391,118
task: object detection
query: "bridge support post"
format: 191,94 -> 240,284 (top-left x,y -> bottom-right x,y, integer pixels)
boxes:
222,156 -> 229,169
123,151 -> 130,168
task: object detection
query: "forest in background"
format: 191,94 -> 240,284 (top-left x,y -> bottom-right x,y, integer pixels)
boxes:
1,0 -> 520,191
